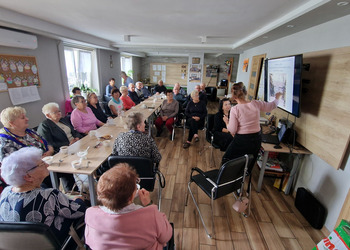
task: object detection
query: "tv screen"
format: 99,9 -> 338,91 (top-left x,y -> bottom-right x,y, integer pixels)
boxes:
264,54 -> 303,117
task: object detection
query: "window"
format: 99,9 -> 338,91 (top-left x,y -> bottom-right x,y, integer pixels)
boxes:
64,46 -> 96,94
120,56 -> 133,81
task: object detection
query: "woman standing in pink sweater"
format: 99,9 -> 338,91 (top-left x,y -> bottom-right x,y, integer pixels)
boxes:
85,163 -> 172,250
222,82 -> 282,173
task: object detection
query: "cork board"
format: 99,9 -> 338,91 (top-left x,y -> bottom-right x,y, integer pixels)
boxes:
267,46 -> 350,169
247,54 -> 266,101
0,54 -> 40,92
150,63 -> 187,86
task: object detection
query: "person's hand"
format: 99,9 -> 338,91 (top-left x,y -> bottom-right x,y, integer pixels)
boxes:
138,188 -> 151,206
69,138 -> 79,145
275,92 -> 282,100
43,146 -> 54,157
193,116 -> 200,121
162,116 -> 168,121
223,115 -> 229,124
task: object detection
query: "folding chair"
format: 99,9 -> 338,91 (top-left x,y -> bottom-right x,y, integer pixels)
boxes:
185,154 -> 253,239
0,221 -> 85,250
108,156 -> 165,210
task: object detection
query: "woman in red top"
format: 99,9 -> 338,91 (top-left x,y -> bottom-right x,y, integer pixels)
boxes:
120,86 -> 135,110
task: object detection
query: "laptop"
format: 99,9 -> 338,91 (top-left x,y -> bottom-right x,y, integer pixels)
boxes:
261,124 -> 287,145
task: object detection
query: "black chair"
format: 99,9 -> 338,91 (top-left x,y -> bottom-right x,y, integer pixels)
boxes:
108,156 -> 165,210
185,154 -> 253,239
205,87 -> 217,102
0,221 -> 85,250
199,114 -> 220,165
101,101 -> 113,117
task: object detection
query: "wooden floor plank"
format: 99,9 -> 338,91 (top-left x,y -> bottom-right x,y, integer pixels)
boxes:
281,238 -> 302,250
262,200 -> 294,238
182,228 -> 199,250
243,215 -> 268,250
213,216 -> 234,250
283,212 -> 316,250
258,222 -> 286,250
224,195 -> 246,233
231,232 -> 252,250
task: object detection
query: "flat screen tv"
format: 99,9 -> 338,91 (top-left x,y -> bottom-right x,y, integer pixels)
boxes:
264,54 -> 303,117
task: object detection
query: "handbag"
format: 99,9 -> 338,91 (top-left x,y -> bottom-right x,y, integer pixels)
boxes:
232,197 -> 249,213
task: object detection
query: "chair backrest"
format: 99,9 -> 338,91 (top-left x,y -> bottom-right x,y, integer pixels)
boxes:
206,114 -> 215,142
101,101 -> 113,117
214,154 -> 253,199
0,221 -> 61,250
108,156 -> 157,191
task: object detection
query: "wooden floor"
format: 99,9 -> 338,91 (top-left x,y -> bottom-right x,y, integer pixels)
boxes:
149,101 -> 327,250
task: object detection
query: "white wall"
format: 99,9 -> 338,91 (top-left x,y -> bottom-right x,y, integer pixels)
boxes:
236,15 -> 350,231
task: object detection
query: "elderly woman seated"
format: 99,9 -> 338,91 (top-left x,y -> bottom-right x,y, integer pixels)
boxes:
155,89 -> 179,139
0,147 -> 86,246
183,90 -> 207,149
0,106 -> 75,191
108,87 -> 124,117
85,163 -> 172,249
87,92 -> 108,123
0,106 -> 54,162
213,98 -> 234,151
70,95 -> 105,135
112,112 -> 161,164
37,102 -> 82,154
120,85 -> 135,110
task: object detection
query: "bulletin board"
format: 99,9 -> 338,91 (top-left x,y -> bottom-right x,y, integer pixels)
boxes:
0,54 -> 40,92
150,63 -> 187,86
267,46 -> 350,170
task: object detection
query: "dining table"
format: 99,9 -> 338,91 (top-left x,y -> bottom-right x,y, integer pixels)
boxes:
48,95 -> 164,205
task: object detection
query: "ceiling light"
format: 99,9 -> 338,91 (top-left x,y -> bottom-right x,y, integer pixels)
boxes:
287,24 -> 294,28
337,1 -> 349,6
123,35 -> 130,42
200,36 -> 207,43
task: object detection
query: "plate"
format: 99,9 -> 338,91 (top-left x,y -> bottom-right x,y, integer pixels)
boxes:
99,135 -> 113,140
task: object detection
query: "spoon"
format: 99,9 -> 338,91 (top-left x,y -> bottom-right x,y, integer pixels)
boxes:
84,146 -> 90,153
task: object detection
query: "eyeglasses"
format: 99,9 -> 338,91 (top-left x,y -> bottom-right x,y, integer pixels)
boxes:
26,161 -> 47,173
51,110 -> 61,114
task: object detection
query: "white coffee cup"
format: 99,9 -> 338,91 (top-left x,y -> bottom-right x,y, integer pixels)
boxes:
60,146 -> 69,155
103,140 -> 111,147
42,156 -> 53,165
89,130 -> 97,138
71,160 -> 82,169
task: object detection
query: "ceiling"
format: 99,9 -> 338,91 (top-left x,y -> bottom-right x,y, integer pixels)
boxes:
0,0 -> 349,56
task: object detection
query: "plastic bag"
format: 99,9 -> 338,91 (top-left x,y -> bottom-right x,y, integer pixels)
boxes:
313,220 -> 350,250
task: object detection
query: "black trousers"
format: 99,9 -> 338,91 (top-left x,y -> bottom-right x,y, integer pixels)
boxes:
214,131 -> 234,151
221,132 -> 261,174
187,118 -> 205,142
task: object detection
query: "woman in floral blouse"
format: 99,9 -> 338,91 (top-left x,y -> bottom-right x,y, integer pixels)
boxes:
112,112 -> 161,164
0,147 -> 86,245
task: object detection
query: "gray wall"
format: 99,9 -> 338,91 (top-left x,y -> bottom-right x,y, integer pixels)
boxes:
0,35 -> 120,128
236,15 -> 350,231
0,36 -> 66,128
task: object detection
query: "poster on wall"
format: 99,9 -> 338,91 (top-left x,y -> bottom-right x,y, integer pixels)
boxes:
0,54 -> 40,92
189,64 -> 202,82
243,58 -> 249,72
8,85 -> 41,105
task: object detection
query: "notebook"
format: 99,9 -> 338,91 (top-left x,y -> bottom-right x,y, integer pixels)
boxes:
261,124 -> 287,145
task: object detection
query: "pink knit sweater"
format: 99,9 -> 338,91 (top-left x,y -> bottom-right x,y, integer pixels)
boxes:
227,99 -> 278,135
85,205 -> 172,250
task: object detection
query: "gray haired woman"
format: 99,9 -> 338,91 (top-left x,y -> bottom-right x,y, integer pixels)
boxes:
0,147 -> 86,245
37,102 -> 82,153
112,112 -> 162,163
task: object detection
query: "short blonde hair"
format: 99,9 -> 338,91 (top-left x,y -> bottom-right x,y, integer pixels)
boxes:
190,90 -> 199,99
0,106 -> 26,127
120,85 -> 128,93
42,102 -> 59,116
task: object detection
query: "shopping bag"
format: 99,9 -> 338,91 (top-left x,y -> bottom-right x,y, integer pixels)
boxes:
232,197 -> 249,213
313,219 -> 350,250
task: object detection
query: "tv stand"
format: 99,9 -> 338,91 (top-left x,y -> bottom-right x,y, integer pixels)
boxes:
257,142 -> 311,194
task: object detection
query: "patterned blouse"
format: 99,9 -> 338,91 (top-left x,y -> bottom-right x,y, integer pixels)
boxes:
0,186 -> 86,243
0,127 -> 49,163
112,130 -> 162,163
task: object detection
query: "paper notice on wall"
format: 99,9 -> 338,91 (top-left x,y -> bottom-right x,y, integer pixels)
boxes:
153,76 -> 158,83
154,71 -> 160,76
0,82 -> 7,91
157,65 -> 162,71
8,86 -> 41,105
153,65 -> 157,71
162,65 -> 166,71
